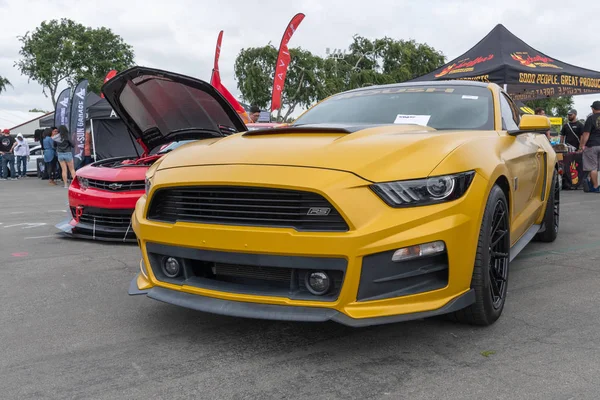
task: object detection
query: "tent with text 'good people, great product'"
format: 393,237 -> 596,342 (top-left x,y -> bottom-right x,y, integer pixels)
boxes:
410,24 -> 600,101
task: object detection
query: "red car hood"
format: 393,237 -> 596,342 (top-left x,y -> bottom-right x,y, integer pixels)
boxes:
76,160 -> 150,182
101,66 -> 247,153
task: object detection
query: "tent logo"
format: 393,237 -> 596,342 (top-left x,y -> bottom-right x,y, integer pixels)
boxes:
435,54 -> 494,78
510,52 -> 562,69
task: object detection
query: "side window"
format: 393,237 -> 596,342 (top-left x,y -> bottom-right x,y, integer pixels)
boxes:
499,93 -> 519,131
31,148 -> 41,156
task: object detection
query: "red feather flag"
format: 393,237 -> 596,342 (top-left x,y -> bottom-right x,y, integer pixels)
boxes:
210,31 -> 251,123
100,70 -> 118,98
271,13 -> 305,112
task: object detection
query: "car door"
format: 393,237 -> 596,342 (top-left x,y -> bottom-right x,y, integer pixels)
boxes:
498,92 -> 544,243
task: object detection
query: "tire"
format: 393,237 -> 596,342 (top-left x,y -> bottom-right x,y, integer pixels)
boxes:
534,170 -> 559,242
450,185 -> 510,326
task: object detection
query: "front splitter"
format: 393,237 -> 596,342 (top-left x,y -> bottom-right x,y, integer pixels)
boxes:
127,274 -> 476,328
55,218 -> 137,243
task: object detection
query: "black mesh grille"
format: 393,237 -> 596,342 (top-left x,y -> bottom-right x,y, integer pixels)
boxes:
87,178 -> 145,192
77,209 -> 133,229
147,186 -> 349,231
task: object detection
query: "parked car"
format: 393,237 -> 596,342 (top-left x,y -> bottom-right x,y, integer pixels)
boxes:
122,68 -> 559,327
28,145 -> 44,176
55,78 -> 284,242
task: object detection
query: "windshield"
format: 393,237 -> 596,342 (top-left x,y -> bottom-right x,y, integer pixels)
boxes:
293,85 -> 494,131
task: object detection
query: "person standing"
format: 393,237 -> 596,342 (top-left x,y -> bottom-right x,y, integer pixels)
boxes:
560,109 -> 584,149
79,128 -> 93,168
42,128 -> 57,185
535,108 -> 552,140
249,105 -> 261,123
13,133 -> 30,178
0,129 -> 17,180
579,101 -> 600,193
55,125 -> 77,188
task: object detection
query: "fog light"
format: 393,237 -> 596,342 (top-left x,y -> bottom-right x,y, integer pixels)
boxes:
392,241 -> 446,262
306,271 -> 331,295
162,257 -> 181,278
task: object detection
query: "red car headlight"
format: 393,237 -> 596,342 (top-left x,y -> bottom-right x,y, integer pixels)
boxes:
77,176 -> 89,190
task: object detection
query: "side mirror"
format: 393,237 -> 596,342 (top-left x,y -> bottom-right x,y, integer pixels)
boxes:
518,114 -> 551,132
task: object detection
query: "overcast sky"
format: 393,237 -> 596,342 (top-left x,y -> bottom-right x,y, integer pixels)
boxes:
0,0 -> 599,117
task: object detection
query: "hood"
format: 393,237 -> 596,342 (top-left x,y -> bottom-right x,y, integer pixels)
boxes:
156,124 -> 498,182
101,66 -> 247,154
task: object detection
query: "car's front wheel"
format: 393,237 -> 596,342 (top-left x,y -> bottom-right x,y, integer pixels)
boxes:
451,185 -> 510,326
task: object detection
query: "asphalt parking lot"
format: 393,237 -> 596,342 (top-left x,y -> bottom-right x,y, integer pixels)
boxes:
1,178 -> 600,400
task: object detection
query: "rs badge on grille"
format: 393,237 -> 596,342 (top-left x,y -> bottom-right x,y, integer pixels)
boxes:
307,207 -> 331,216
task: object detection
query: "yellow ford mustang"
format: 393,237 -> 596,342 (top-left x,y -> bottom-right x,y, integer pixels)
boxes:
104,67 -> 559,327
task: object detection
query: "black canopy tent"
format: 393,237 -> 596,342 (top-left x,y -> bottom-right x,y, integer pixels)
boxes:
410,24 -> 600,101
39,92 -> 140,160
86,95 -> 142,161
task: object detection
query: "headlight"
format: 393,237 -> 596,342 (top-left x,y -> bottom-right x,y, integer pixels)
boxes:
371,171 -> 475,207
145,177 -> 152,196
78,176 -> 89,190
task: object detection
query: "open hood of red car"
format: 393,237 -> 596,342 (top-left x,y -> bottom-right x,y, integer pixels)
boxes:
101,66 -> 247,153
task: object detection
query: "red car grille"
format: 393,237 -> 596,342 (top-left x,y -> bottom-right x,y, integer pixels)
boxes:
87,178 -> 145,192
71,207 -> 134,229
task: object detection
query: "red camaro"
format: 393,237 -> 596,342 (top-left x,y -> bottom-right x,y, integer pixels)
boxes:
56,117 -> 279,242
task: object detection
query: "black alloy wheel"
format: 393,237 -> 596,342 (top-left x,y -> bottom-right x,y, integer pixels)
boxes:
488,199 -> 509,310
448,185 -> 510,326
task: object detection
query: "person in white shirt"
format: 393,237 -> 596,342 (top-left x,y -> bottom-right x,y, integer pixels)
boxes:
13,133 -> 30,178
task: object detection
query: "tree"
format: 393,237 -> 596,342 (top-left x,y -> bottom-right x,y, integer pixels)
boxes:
72,27 -> 135,94
525,96 -> 574,119
29,108 -> 50,113
0,76 -> 12,94
234,46 -> 278,110
234,46 -> 324,121
16,18 -> 134,107
322,35 -> 445,95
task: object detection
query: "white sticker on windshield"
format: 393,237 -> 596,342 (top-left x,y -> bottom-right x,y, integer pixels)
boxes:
462,95 -> 479,100
394,114 -> 431,125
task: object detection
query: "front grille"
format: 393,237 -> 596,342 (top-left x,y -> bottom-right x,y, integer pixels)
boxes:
87,178 -> 145,192
147,186 -> 349,231
72,207 -> 133,229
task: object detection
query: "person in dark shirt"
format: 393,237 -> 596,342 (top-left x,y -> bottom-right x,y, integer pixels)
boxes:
560,109 -> 584,149
0,129 -> 17,180
580,101 -> 600,192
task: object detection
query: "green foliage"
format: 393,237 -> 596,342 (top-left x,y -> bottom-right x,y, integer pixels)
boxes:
234,46 -> 278,109
72,27 -> 135,94
234,35 -> 445,120
29,108 -> 50,113
525,97 -> 574,119
0,76 -> 12,94
15,18 -> 134,107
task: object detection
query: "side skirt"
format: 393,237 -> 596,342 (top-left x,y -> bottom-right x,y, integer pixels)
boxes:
509,224 -> 542,262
